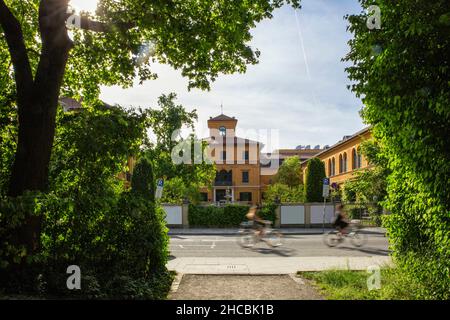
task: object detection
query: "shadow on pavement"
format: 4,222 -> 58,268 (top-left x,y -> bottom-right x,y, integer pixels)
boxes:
334,245 -> 391,256
249,246 -> 296,257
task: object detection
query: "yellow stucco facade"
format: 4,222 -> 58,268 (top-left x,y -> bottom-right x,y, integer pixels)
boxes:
301,127 -> 373,186
200,114 -> 263,205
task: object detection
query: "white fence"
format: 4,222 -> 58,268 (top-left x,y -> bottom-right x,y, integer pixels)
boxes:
280,203 -> 336,226
162,205 -> 182,225
310,205 -> 336,224
281,205 -> 305,225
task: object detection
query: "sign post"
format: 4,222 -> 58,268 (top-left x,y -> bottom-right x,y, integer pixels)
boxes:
322,178 -> 330,233
155,178 -> 164,200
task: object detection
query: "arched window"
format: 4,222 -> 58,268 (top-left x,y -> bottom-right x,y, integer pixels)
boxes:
343,152 -> 347,173
328,159 -> 332,176
331,158 -> 336,176
352,148 -> 357,170
357,148 -> 362,168
339,154 -> 343,174
353,146 -> 362,169
219,126 -> 226,136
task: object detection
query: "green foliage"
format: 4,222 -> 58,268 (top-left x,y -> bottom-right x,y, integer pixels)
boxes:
188,204 -> 277,227
188,204 -> 250,227
345,0 -> 450,298
0,89 -> 16,196
160,177 -> 202,204
145,93 -> 215,204
1,0 -> 301,104
0,192 -> 41,272
259,203 -> 278,224
341,141 -> 388,204
131,158 -> 155,201
274,156 -> 302,187
0,104 -> 172,298
264,183 -> 304,203
304,158 -> 326,202
300,268 -> 426,300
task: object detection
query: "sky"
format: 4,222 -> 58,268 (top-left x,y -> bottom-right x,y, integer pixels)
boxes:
72,0 -> 366,152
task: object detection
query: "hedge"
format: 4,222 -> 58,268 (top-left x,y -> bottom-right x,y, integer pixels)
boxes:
188,204 -> 278,227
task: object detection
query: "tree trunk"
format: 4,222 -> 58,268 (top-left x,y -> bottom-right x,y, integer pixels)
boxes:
7,0 -> 72,255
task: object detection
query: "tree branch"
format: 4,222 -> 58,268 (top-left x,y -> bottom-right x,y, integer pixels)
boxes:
0,0 -> 33,101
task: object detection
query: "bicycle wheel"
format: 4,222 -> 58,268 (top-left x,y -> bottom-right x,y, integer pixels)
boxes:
265,230 -> 283,247
324,231 -> 341,247
238,229 -> 256,248
350,231 -> 367,247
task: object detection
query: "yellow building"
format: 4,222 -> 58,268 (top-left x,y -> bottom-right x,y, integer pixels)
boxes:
301,127 -> 372,186
200,114 -> 263,205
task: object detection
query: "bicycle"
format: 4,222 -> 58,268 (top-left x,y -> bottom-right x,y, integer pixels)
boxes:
324,220 -> 368,247
237,220 -> 283,248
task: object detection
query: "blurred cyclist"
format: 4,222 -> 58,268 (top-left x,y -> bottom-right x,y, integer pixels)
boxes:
246,205 -> 266,237
333,204 -> 349,235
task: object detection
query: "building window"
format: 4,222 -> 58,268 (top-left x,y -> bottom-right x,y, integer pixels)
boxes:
200,192 -> 208,202
242,171 -> 249,183
352,147 -> 362,169
221,150 -> 226,161
215,169 -> 232,186
357,147 -> 362,168
219,126 -> 226,136
240,192 -> 252,202
331,158 -> 336,176
328,159 -> 332,176
339,154 -> 344,174
343,152 -> 347,173
243,150 -> 249,161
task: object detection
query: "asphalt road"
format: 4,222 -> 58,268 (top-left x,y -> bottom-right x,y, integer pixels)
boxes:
169,232 -> 390,258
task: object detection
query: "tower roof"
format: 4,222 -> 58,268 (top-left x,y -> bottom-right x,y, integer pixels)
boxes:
209,114 -> 236,121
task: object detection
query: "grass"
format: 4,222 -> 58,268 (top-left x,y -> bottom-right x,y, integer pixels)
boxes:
298,268 -> 424,300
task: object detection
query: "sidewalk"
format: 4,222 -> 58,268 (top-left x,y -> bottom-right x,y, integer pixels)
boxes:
168,227 -> 386,236
169,274 -> 323,300
167,256 -> 393,275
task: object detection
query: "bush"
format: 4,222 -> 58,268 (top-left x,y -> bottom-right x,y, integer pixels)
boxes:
188,204 -> 278,227
259,203 -> 277,224
0,191 -> 172,299
304,158 -> 326,202
188,204 -> 249,227
264,183 -> 304,203
345,0 -> 450,299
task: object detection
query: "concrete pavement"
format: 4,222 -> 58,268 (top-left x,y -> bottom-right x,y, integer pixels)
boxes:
168,227 -> 386,236
167,232 -> 392,274
167,256 -> 392,274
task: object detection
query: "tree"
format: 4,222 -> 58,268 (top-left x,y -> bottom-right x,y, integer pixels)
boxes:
303,158 -> 325,203
264,183 -> 304,203
345,0 -> 450,298
145,93 -> 215,203
131,157 -> 155,202
0,0 -> 300,252
341,140 -> 389,204
274,156 -> 302,187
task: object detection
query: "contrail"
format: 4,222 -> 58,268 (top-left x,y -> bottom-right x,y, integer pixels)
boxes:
294,8 -> 318,107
